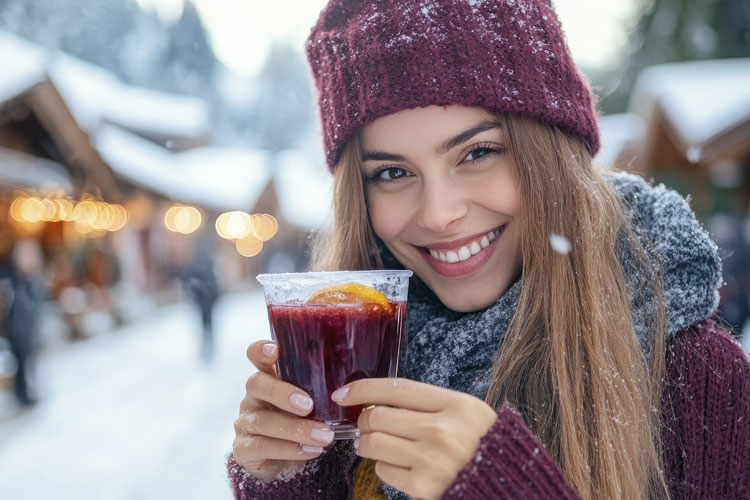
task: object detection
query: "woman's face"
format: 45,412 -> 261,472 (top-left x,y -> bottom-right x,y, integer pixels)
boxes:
361,105 -> 523,312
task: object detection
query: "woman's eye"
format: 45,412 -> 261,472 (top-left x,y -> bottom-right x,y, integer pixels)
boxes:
463,144 -> 503,163
375,167 -> 409,181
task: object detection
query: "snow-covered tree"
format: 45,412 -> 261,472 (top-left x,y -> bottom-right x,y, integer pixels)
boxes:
249,42 -> 313,153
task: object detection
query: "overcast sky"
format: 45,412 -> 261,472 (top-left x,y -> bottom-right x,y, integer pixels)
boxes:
136,0 -> 641,78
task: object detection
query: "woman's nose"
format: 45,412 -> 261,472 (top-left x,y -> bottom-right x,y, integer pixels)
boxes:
415,180 -> 468,233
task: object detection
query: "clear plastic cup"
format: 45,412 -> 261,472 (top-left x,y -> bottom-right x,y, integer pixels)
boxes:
256,270 -> 412,440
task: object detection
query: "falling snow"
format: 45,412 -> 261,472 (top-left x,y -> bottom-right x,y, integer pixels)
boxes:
549,233 -> 572,254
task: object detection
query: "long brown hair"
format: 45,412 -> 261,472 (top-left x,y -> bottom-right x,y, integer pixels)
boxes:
311,114 -> 670,500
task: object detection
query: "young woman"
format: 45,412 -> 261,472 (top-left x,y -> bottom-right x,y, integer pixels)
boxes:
228,1 -> 750,499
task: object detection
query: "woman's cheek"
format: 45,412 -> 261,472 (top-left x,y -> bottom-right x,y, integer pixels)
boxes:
369,198 -> 406,241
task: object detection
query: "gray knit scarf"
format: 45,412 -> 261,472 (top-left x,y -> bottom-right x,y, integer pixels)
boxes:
380,171 -> 722,500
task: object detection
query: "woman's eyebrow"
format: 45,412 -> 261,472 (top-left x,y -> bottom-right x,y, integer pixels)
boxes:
361,150 -> 408,163
361,119 -> 503,163
434,119 -> 503,156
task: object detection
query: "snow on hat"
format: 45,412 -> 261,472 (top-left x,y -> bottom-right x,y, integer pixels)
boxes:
306,0 -> 600,172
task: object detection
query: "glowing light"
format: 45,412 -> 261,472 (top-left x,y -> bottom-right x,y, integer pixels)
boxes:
165,205 -> 202,234
74,201 -> 99,225
21,197 -> 43,222
40,198 -> 57,221
236,234 -> 263,257
175,207 -> 201,233
252,214 -> 278,241
55,199 -> 75,221
7,193 -> 128,236
109,204 -> 128,231
91,203 -> 112,230
214,212 -> 231,239
9,197 -> 26,221
216,211 -> 253,240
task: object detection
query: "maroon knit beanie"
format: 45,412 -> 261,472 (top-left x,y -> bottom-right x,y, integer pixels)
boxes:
306,0 -> 600,171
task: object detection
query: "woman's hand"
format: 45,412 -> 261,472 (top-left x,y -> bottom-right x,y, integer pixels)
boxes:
232,340 -> 336,481
332,378 -> 498,500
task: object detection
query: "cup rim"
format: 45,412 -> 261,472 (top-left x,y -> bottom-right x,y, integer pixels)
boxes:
256,269 -> 413,285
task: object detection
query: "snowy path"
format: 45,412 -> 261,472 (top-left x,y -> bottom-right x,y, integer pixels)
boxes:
0,289 -> 270,500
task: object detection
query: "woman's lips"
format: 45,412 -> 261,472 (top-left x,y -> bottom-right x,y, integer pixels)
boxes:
418,226 -> 505,278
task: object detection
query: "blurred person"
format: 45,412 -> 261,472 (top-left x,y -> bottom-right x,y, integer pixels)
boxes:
181,234 -> 220,363
0,240 -> 47,406
228,1 -> 750,499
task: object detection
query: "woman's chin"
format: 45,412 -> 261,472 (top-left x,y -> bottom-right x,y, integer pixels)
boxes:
429,281 -> 506,313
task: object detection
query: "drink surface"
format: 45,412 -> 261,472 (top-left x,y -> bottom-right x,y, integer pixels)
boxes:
267,301 -> 406,424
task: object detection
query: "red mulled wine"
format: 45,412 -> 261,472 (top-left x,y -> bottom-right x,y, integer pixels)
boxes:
267,301 -> 405,427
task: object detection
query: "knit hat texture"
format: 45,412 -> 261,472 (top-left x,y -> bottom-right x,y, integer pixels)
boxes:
306,0 -> 600,171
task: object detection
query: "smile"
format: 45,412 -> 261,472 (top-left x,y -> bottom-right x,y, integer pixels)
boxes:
427,228 -> 501,262
418,225 -> 505,277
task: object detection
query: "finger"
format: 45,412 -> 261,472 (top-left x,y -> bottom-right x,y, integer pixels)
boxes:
247,340 -> 279,375
239,393 -> 267,414
244,371 -> 315,416
233,434 -> 325,464
374,460 -> 414,497
235,410 -> 335,447
356,431 -> 415,469
332,378 -> 452,412
358,405 -> 430,440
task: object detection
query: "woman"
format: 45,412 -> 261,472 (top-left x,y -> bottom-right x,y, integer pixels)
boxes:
228,1 -> 750,499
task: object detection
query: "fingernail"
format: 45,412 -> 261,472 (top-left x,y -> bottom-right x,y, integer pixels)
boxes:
301,445 -> 324,454
262,343 -> 277,357
290,393 -> 313,412
353,437 -> 359,450
331,386 -> 349,402
310,427 -> 335,444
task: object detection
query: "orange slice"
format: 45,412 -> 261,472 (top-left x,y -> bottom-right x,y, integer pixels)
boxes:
306,283 -> 392,310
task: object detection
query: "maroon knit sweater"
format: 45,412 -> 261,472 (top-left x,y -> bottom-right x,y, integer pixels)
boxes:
227,319 -> 750,499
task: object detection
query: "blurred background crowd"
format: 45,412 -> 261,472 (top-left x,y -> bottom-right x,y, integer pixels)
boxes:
0,0 -> 747,498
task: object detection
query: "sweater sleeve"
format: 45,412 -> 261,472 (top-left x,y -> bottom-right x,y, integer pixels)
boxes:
441,405 -> 581,500
661,319 -> 750,499
442,319 -> 750,500
226,440 -> 357,500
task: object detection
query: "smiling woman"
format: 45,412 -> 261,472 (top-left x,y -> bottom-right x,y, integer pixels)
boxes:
227,1 -> 750,499
360,106 -> 522,312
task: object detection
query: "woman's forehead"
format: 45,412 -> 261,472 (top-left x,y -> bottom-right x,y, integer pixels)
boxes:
360,105 -> 503,154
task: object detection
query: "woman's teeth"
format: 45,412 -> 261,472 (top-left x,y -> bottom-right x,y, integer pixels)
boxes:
428,228 -> 501,263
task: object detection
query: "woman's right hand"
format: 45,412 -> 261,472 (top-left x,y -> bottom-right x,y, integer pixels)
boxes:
233,340 -> 335,481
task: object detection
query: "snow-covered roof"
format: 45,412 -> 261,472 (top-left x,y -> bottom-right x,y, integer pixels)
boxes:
274,148 -> 333,231
630,58 -> 750,156
595,113 -> 644,168
0,29 -> 212,140
48,54 -> 212,140
94,125 -> 270,213
0,146 -> 74,193
0,31 -> 47,102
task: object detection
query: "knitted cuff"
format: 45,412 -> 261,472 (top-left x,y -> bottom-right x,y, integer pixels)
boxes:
226,441 -> 355,500
442,405 -> 580,500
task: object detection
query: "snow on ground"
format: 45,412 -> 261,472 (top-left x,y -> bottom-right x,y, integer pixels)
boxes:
0,289 -> 271,500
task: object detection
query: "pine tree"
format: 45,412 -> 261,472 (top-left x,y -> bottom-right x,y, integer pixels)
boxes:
598,0 -> 750,113
249,42 -> 313,153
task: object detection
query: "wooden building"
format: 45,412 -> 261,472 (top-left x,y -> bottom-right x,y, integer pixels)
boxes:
624,58 -> 750,217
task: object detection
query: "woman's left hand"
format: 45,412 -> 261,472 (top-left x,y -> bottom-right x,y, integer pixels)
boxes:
332,378 -> 498,500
